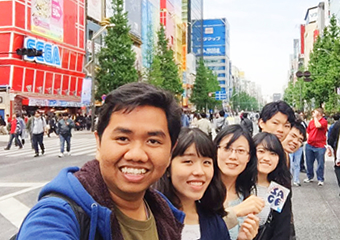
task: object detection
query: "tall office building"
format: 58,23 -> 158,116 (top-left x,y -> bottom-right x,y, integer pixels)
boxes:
192,18 -> 231,102
182,0 -> 203,108
185,0 -> 203,55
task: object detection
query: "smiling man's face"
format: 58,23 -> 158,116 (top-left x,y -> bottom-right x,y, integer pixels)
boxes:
282,127 -> 304,153
95,106 -> 172,201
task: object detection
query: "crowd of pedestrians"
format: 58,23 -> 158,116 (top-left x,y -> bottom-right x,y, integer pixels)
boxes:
2,111 -> 94,158
8,82 -> 340,240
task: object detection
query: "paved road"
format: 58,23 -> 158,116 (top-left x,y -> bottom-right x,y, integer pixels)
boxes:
0,129 -> 340,239
0,131 -> 95,238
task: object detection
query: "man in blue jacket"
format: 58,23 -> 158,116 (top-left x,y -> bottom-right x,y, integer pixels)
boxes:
16,83 -> 183,239
57,112 -> 75,157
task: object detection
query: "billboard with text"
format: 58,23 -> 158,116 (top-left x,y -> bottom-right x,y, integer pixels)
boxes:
192,18 -> 228,57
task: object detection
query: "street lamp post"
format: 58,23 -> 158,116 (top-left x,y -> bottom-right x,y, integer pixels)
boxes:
296,71 -> 312,111
86,24 -> 115,132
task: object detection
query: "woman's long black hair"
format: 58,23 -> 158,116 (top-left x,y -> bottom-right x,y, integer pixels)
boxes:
154,127 -> 226,217
253,132 -> 291,189
214,124 -> 258,199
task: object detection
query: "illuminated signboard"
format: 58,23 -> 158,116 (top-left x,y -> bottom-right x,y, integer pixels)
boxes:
23,37 -> 61,68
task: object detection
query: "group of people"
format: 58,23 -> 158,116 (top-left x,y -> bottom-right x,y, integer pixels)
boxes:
12,82 -> 328,240
3,111 -> 77,158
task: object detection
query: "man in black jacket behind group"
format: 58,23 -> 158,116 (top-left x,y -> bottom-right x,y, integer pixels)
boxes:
241,112 -> 253,136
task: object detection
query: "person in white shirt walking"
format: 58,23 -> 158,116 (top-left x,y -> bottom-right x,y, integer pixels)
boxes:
30,111 -> 46,157
196,112 -> 212,137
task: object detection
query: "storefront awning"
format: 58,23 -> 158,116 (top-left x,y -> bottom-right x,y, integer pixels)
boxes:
14,92 -> 82,107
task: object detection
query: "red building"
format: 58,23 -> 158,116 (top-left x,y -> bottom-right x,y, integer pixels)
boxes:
0,0 -> 86,117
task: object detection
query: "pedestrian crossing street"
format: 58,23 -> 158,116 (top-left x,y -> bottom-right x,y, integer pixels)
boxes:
1,135 -> 97,158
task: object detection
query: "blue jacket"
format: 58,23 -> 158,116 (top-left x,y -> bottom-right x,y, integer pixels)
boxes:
17,166 -> 112,240
17,163 -> 183,240
159,192 -> 231,240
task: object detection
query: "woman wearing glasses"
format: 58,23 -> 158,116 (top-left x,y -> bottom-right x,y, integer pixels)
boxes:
214,124 -> 263,240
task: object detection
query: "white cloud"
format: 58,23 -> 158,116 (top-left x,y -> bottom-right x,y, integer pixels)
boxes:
204,0 -> 320,95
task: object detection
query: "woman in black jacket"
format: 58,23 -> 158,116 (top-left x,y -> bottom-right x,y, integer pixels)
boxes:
253,132 -> 292,240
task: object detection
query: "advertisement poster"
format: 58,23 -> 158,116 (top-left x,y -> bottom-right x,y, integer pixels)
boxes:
31,0 -> 64,42
88,0 -> 102,22
81,77 -> 92,106
125,0 -> 142,38
141,0 -> 159,68
193,19 -> 229,57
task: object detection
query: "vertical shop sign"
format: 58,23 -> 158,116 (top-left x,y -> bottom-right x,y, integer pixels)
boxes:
31,0 -> 64,42
88,0 -> 102,21
81,77 -> 92,106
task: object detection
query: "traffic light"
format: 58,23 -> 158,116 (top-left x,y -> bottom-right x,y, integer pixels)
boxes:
15,48 -> 43,57
296,71 -> 312,82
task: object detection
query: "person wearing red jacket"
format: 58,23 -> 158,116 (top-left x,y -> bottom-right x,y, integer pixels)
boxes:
4,114 -> 23,150
304,108 -> 328,186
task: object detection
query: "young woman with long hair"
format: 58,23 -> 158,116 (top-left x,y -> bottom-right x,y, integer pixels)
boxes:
155,127 -> 257,240
253,132 -> 292,240
214,124 -> 263,240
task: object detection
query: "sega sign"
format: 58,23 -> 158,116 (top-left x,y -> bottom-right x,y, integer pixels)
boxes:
23,37 -> 61,67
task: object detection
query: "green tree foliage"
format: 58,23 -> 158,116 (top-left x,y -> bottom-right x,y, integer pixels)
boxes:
230,88 -> 260,111
206,68 -> 221,110
190,60 -> 221,111
147,25 -> 182,95
283,78 -> 306,111
191,59 -> 208,111
306,15 -> 340,111
96,0 -> 138,99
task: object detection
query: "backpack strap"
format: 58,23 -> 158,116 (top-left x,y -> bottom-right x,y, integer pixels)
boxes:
42,192 -> 91,240
10,193 -> 102,240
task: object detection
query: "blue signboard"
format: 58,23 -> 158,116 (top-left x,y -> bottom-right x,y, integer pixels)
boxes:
215,90 -> 227,100
24,36 -> 61,67
141,0 -> 158,68
192,18 -> 229,57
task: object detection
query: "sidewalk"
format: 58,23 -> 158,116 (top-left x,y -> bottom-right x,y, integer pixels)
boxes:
293,155 -> 340,239
0,130 -> 93,144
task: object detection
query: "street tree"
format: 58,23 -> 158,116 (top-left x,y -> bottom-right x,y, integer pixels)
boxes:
96,0 -> 138,100
190,60 -> 222,111
191,59 -> 208,111
230,88 -> 260,111
206,68 -> 221,110
306,15 -> 340,111
284,69 -> 307,111
147,25 -> 182,95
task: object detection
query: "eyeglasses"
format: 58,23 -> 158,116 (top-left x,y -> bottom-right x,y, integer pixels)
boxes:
217,146 -> 249,156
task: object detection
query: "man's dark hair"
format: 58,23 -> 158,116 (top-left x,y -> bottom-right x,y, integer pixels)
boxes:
332,113 -> 340,121
200,112 -> 207,118
292,120 -> 307,142
62,112 -> 69,117
259,101 -> 295,129
219,110 -> 225,117
242,112 -> 248,118
96,83 -> 181,147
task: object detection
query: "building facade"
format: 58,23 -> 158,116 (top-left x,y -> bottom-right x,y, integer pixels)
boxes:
192,18 -> 231,101
141,0 -> 160,68
0,0 -> 86,117
181,0 -> 203,108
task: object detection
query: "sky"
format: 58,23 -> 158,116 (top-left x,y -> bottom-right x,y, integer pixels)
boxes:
204,0 -> 321,99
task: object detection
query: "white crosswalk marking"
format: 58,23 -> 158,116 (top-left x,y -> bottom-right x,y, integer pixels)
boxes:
0,182 -> 48,228
1,136 -> 96,158
0,197 -> 30,228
